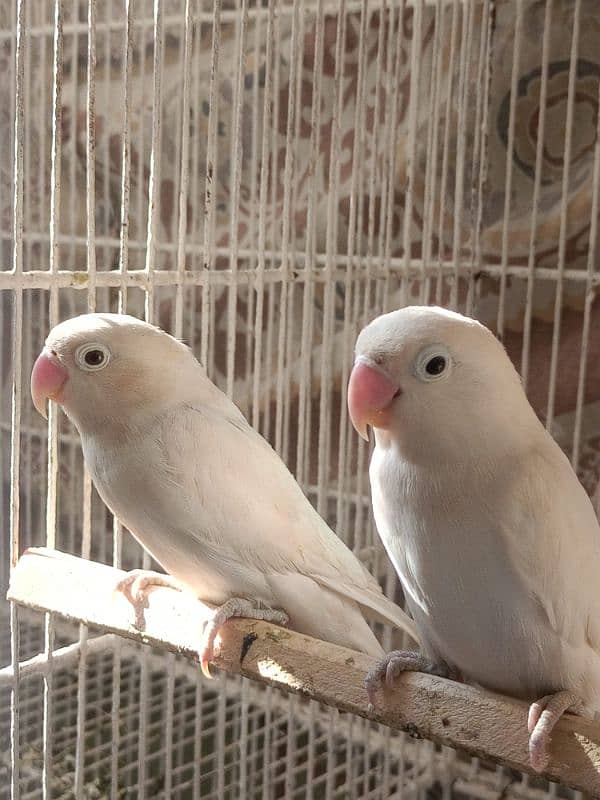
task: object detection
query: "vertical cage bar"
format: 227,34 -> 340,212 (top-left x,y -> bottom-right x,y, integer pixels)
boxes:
401,0 -> 422,307
572,75 -> 600,468
143,0 -> 164,324
43,3 -> 64,796
496,0 -> 523,337
421,0 -> 444,306
225,0 -> 249,398
200,0 -> 222,369
466,0 -> 493,317
138,4 -> 165,797
449,0 -> 473,311
348,0 -> 373,552
296,0 -> 325,486
75,1 -> 98,793
435,0 -> 459,306
9,2 -> 26,797
251,1 -> 276,430
175,0 -> 194,339
110,7 -> 134,792
521,0 -> 552,389
274,0 -> 301,455
317,0 -> 346,515
546,0 -> 581,428
117,0 -> 134,312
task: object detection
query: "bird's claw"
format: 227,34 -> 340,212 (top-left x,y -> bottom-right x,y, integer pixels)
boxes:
527,691 -> 584,772
365,650 -> 452,709
198,598 -> 289,680
113,569 -> 182,630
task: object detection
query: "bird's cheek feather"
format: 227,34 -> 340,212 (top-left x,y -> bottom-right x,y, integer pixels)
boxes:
31,349 -> 69,419
347,360 -> 400,440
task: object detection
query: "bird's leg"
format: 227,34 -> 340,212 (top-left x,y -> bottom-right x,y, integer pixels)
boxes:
114,569 -> 184,631
527,690 -> 586,772
200,597 -> 289,679
365,650 -> 456,709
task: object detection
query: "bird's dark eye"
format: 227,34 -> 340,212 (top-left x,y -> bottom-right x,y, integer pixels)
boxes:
75,342 -> 111,371
414,345 -> 451,382
425,355 -> 446,376
84,349 -> 105,367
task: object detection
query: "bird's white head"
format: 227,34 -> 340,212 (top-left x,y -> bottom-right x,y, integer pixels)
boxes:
348,306 -> 538,463
31,313 -> 201,434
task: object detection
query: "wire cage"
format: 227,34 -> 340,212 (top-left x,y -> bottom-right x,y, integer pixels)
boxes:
1,0 -> 599,797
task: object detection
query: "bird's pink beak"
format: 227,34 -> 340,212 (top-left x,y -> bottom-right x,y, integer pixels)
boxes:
31,348 -> 68,420
347,359 -> 400,441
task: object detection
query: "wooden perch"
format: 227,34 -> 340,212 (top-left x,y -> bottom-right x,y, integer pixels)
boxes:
7,548 -> 600,796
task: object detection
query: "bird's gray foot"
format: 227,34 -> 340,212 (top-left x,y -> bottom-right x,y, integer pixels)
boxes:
527,690 -> 585,772
200,598 -> 289,679
115,569 -> 183,630
365,650 -> 454,709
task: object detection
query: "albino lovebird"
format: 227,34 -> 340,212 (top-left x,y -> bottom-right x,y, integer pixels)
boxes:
31,313 -> 419,676
347,305 -> 600,772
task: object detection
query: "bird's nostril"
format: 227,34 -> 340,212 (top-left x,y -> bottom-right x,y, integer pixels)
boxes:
374,355 -> 384,366
50,349 -> 58,357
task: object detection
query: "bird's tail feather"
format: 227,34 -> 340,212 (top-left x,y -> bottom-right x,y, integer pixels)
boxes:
316,574 -> 421,645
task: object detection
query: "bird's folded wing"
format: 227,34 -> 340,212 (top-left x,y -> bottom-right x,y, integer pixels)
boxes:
166,404 -> 419,642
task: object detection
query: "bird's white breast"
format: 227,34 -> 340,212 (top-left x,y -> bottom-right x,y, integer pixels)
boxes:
369,444 -> 600,704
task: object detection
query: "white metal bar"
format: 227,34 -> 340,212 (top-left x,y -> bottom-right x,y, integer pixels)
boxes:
466,0 -> 493,317
200,0 -> 222,369
435,0 -> 459,306
449,0 -> 472,311
117,0 -> 134,311
261,2 -> 279,441
496,0 -> 523,336
137,4 -> 166,795
251,2 -> 276,430
175,0 -> 194,338
421,0 -> 444,305
2,241 -> 598,286
225,0 -> 249,398
365,0 -> 387,314
571,77 -> 600,468
337,0 -> 371,550
217,670 -> 227,799
317,0 -> 346,515
0,633 -> 119,685
274,0 -> 301,455
75,2 -> 98,793
546,0 -> 581,429
0,0 -> 451,45
43,2 -> 64,795
142,0 -> 164,324
10,2 -> 26,796
401,0 -> 422,307
192,674 -> 203,800
188,1 -> 202,354
296,0 -> 325,486
111,10 -> 133,794
521,0 -> 553,387
109,8 -> 134,789
380,0 -> 404,309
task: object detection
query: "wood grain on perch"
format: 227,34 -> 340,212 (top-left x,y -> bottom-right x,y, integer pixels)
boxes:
7,547 -> 600,797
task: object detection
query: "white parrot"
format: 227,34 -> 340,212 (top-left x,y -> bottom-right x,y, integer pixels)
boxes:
30,312 -> 419,677
347,304 -> 600,771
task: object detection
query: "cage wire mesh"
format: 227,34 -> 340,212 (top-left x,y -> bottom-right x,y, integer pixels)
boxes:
1,0 -> 599,797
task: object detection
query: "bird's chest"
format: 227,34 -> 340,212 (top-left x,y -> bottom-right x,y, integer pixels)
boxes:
370,451 -> 555,696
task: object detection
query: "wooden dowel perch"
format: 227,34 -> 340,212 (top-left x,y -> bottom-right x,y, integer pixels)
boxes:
7,548 -> 600,796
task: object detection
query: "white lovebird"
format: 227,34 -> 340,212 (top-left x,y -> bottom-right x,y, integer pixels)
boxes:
347,305 -> 600,772
31,313 -> 419,677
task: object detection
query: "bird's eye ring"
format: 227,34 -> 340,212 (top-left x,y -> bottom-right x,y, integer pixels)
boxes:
413,344 -> 451,382
75,343 -> 111,372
